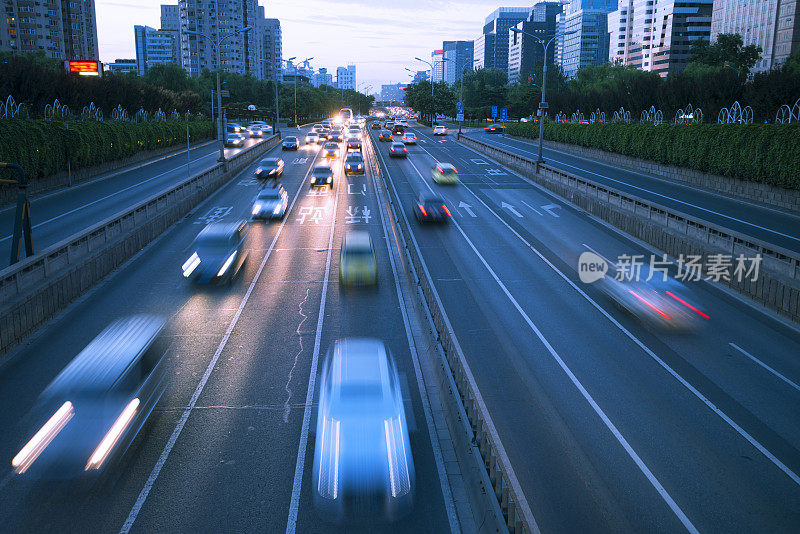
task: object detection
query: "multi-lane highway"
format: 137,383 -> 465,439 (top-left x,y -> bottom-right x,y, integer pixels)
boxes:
0,126 -> 456,533
464,129 -> 800,253
369,121 -> 800,532
0,137 -> 261,266
1,117 -> 799,533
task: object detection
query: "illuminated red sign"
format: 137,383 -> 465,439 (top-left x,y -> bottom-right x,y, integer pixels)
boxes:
64,60 -> 102,77
433,49 -> 443,55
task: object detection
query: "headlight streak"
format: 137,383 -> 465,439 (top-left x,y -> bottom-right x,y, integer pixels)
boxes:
273,204 -> 282,215
86,398 -> 140,470
217,251 -> 237,277
252,203 -> 263,215
12,401 -> 75,473
182,252 -> 201,277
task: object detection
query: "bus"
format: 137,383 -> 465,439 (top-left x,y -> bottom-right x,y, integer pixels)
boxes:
339,108 -> 353,123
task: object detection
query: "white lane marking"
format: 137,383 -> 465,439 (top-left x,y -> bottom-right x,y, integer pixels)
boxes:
500,202 -> 523,218
404,156 -> 698,532
479,137 -> 800,245
1,151 -> 221,244
448,150 -> 800,489
581,243 -> 618,268
541,203 -> 561,218
520,200 -> 543,216
285,162 -> 341,534
729,343 -> 800,394
371,142 -> 460,533
119,149 -> 320,534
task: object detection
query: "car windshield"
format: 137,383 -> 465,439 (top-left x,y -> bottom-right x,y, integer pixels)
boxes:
346,155 -> 363,163
260,158 -> 278,166
257,190 -> 281,200
440,167 -> 455,174
313,167 -> 332,176
325,143 -> 337,149
284,136 -> 297,142
339,381 -> 382,402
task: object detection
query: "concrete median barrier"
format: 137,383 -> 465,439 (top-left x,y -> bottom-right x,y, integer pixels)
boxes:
0,135 -> 280,358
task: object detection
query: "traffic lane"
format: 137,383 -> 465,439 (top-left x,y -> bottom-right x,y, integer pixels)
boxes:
0,137 -> 262,266
372,139 -> 675,532
122,151 -> 333,533
0,141 -> 319,532
413,133 -> 800,455
469,130 -> 800,253
294,145 -> 451,533
379,136 -> 800,532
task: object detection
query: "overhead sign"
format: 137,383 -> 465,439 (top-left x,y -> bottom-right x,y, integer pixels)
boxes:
491,106 -> 498,118
499,108 -> 507,122
456,111 -> 464,122
457,102 -> 464,113
64,60 -> 102,77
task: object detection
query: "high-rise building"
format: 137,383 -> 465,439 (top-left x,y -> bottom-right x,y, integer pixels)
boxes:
711,0 -> 800,72
336,65 -> 356,89
380,83 -> 406,102
480,7 -> 531,75
609,0 -> 713,77
261,18 -> 282,82
312,67 -> 333,87
134,25 -> 179,75
161,4 -> 180,31
474,33 -> 497,69
508,1 -> 564,84
443,40 -> 475,85
107,59 -> 137,74
430,49 -> 445,81
558,0 -> 616,77
0,0 -> 99,60
179,0 -> 260,77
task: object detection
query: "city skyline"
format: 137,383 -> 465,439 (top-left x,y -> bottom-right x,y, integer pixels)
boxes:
96,0 -> 538,90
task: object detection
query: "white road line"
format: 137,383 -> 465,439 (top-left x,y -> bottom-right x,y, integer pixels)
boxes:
520,200 -> 543,216
581,243 -> 618,268
285,160 -> 341,534
403,154 -> 698,532
0,152 -> 220,244
729,343 -> 800,394
119,150 -> 320,534
479,137 -> 800,245
372,136 -> 461,533
447,147 -> 800,489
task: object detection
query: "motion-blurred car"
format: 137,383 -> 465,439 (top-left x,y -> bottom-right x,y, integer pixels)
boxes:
226,122 -> 244,133
392,124 -> 405,135
313,338 -> 413,521
414,193 -> 451,223
432,125 -> 447,136
431,163 -> 458,184
371,121 -> 381,130
318,128 -> 331,141
484,124 -> 504,133
224,134 -> 246,148
389,142 -> 407,158
339,231 -> 377,287
310,164 -> 334,188
254,157 -> 284,179
305,132 -> 320,145
378,130 -> 393,142
401,133 -> 417,145
346,138 -> 362,152
344,153 -> 365,175
329,130 -> 344,143
182,220 -> 249,284
312,124 -> 325,133
598,266 -> 709,330
322,142 -> 340,158
12,315 -> 168,481
251,185 -> 289,220
282,136 -> 300,150
348,125 -> 362,138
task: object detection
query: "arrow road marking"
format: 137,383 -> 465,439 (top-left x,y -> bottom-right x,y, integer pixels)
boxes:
542,203 -> 561,218
520,200 -> 543,216
501,202 -> 523,218
458,201 -> 477,217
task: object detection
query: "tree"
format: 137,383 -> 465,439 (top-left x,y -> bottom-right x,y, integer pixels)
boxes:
688,33 -> 762,76
461,68 -> 508,120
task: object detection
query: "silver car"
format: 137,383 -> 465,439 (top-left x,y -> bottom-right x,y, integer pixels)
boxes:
182,220 -> 249,284
313,339 -> 414,522
251,186 -> 288,220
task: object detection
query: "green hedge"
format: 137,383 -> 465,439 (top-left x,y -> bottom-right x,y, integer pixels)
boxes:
0,119 -> 214,181
506,122 -> 800,190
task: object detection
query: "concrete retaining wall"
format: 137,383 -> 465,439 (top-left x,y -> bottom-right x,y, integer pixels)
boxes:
0,135 -> 279,357
520,136 -> 800,213
0,139 -> 215,206
460,134 -> 800,324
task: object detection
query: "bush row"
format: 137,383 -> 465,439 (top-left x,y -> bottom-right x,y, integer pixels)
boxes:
0,119 -> 214,181
505,122 -> 800,190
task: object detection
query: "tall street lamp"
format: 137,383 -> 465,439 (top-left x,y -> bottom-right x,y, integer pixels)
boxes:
292,56 -> 313,126
511,27 -> 577,165
186,25 -> 253,163
261,56 -> 295,135
414,57 -> 436,123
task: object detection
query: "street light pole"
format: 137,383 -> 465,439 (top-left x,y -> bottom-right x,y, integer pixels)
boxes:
293,56 -> 314,127
261,56 -> 294,135
414,57 -> 436,124
187,25 -> 253,163
511,28 -> 576,165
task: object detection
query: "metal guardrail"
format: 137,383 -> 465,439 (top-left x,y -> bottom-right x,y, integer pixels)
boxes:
0,136 -> 280,354
458,133 -> 800,322
364,132 -> 538,533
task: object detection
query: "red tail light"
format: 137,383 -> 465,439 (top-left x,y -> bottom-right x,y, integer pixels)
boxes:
628,290 -> 670,320
442,205 -> 451,217
666,291 -> 709,319
419,205 -> 428,217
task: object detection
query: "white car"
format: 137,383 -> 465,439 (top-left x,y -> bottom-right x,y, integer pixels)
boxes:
433,125 -> 447,136
305,132 -> 320,144
401,133 -> 417,144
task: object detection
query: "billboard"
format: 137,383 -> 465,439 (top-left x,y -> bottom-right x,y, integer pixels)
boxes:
64,60 -> 103,77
